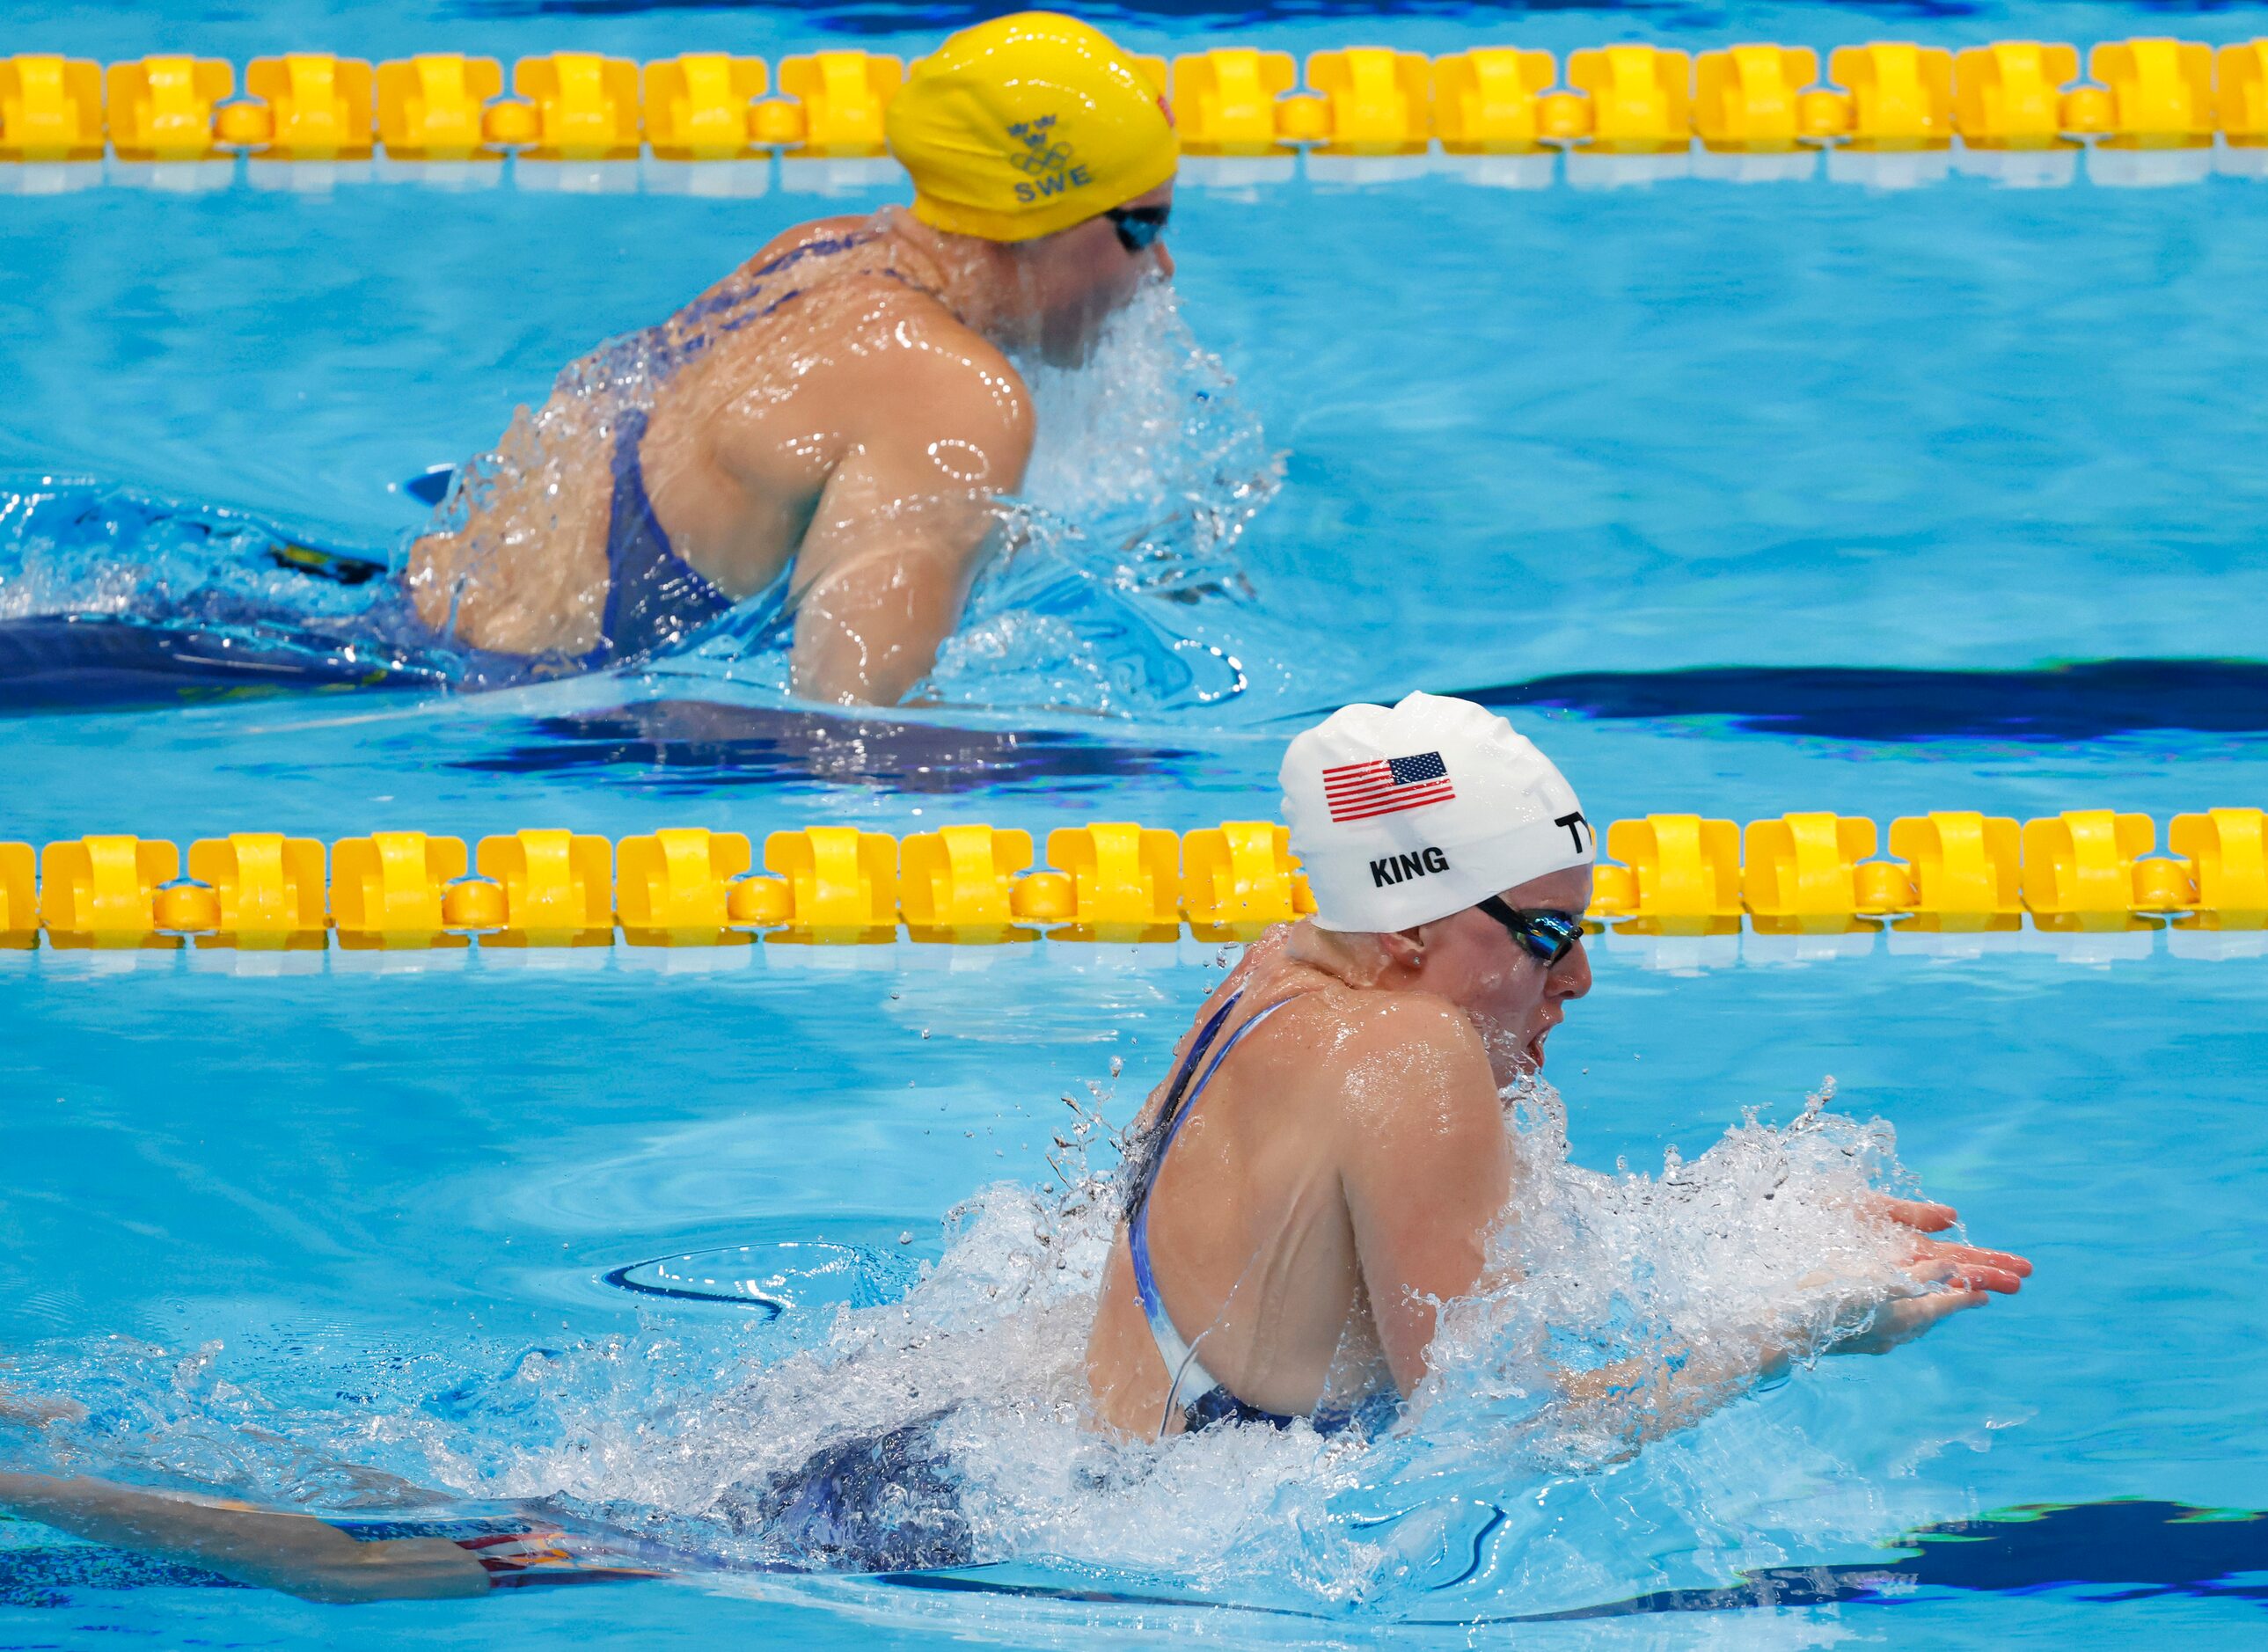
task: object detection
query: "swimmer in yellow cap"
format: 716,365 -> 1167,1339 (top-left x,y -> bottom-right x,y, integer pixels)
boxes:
406,11 -> 1178,706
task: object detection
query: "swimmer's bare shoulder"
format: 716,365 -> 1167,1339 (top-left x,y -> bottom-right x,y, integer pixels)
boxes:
713,214 -> 872,287
709,216 -> 1035,445
691,258 -> 1035,546
811,279 -> 1032,457
1279,990 -> 1513,1395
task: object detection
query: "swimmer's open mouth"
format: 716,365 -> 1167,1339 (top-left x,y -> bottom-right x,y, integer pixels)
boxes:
1523,1027 -> 1550,1070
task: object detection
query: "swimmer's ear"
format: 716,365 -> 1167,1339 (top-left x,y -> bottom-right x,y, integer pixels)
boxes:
1377,926 -> 1427,970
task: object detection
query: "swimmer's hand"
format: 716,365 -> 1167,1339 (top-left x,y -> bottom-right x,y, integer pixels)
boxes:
1835,1289 -> 1990,1356
1871,1194 -> 2032,1292
1830,1195 -> 2032,1356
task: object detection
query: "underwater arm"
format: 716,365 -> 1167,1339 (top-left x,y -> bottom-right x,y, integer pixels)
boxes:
785,340 -> 1035,705
0,1472 -> 489,1603
406,395 -> 614,659
1552,1201 -> 2030,1448
1547,1297 -> 1975,1451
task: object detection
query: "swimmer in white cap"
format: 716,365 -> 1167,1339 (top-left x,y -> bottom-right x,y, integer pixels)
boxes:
1084,691 -> 2031,1437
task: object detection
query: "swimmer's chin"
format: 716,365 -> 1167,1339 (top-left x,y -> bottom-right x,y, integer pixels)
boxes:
1484,1026 -> 1551,1085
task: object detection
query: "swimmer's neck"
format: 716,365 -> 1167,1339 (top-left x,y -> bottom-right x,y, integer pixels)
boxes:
868,208 -> 1060,357
1281,918 -> 1420,992
1279,921 -> 1533,1085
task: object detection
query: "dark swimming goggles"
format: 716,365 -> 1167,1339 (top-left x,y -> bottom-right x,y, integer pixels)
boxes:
1103,203 -> 1170,254
1474,899 -> 1585,966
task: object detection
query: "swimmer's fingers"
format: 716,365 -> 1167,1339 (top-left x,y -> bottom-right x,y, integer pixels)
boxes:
1900,1253 -> 2011,1294
1932,1241 -> 2031,1277
1948,1264 -> 2026,1294
1908,1239 -> 2031,1292
1868,1195 -> 1957,1232
1904,1256 -> 2021,1295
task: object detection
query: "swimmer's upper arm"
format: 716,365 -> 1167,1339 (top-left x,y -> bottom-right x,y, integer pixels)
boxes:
1328,998 -> 1512,1400
782,309 -> 1035,705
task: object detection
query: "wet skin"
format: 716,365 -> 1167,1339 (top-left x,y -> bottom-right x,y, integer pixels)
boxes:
1083,865 -> 2033,1437
409,183 -> 1175,706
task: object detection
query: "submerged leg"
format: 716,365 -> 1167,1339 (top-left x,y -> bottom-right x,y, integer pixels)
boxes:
725,1414 -> 975,1572
0,1472 -> 490,1603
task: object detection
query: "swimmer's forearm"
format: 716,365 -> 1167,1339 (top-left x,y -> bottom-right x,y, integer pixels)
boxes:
1555,1279 -> 1990,1440
0,1473 -> 487,1603
0,1385 -> 84,1429
1553,1332 -> 1794,1447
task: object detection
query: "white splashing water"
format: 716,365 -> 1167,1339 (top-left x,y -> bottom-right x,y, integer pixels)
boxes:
918,278 -> 1284,716
1414,1078 -> 1926,1467
0,1078 -> 1956,1619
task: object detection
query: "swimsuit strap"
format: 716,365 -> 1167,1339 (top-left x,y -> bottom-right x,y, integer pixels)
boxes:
1127,990 -> 1304,1433
1144,990 -> 1243,1166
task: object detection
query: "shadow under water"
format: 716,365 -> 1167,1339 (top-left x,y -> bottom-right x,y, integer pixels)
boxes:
0,616 -> 441,713
1525,1498 -> 2268,1620
1467,662 -> 2268,742
454,698 -> 1205,796
874,1500 -> 2268,1623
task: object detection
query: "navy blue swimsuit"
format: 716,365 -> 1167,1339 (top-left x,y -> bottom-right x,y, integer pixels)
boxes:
582,230 -> 895,667
591,405 -> 735,665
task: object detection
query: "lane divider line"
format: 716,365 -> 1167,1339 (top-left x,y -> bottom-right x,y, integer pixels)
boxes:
4,40 -> 2263,167
2,808 -> 2262,949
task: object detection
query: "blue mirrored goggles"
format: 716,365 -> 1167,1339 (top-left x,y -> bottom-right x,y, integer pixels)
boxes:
1474,898 -> 1585,965
1103,203 -> 1170,254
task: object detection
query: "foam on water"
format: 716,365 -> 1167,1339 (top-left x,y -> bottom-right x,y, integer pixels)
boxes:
0,1077 -> 1966,1619
0,486 -> 396,633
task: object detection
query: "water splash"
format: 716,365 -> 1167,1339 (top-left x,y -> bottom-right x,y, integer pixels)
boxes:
0,484 -> 398,635
697,276 -> 1286,716
1416,1078 -> 1928,1468
0,230 -> 1284,719
0,1078 -> 1967,1619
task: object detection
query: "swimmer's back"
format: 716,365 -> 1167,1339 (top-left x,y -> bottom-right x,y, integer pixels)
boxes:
640,216 -> 1032,605
410,210 -> 1034,676
1086,937 -> 1514,1433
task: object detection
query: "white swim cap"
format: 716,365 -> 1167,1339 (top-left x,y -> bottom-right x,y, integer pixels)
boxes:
1280,691 -> 1595,932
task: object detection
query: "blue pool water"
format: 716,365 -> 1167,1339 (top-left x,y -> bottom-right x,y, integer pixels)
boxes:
5,0 -> 2268,1643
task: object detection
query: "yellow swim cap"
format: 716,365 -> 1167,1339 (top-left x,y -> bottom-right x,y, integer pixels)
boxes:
886,11 -> 1178,244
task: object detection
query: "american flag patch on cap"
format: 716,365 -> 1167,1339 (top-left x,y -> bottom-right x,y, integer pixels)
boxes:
1321,750 -> 1455,822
